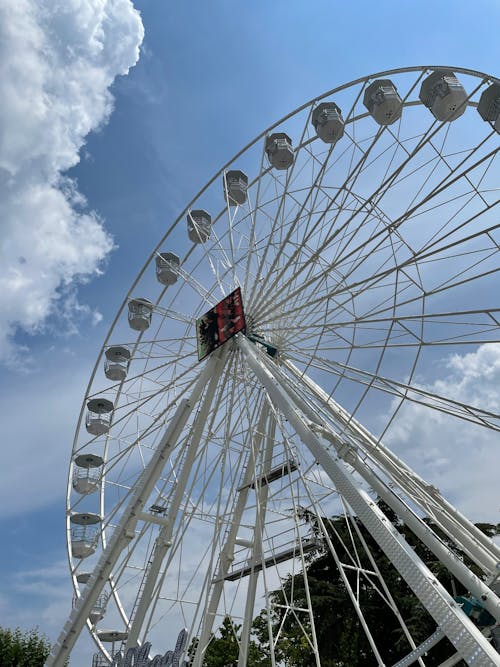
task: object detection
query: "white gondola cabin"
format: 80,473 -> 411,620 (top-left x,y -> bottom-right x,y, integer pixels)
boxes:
72,453 -> 103,495
187,210 -> 212,243
128,298 -> 153,332
155,252 -> 180,285
70,513 -> 101,559
363,79 -> 403,125
478,82 -> 500,133
85,398 -> 114,436
311,102 -> 345,144
223,170 -> 248,206
96,630 -> 128,645
265,132 -> 294,170
419,70 -> 467,122
89,593 -> 109,624
104,346 -> 131,382
72,590 -> 108,625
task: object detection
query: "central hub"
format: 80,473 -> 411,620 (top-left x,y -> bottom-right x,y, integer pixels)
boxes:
196,287 -> 246,360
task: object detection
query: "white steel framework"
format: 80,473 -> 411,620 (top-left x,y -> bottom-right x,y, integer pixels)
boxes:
48,66 -> 500,667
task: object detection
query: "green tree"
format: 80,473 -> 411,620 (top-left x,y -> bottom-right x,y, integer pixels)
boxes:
251,506 -> 498,666
0,626 -> 51,667
188,510 -> 498,666
188,616 -> 269,667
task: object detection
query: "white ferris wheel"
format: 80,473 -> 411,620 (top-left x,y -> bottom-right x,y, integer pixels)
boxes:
48,67 -> 500,667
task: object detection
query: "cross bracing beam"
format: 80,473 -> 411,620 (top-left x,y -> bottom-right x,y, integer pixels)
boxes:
238,334 -> 500,666
223,538 -> 322,581
46,353 -> 223,667
283,358 -> 500,575
237,459 -> 298,490
124,354 -> 225,650
191,402 -> 273,667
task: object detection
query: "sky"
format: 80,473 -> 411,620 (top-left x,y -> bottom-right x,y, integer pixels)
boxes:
0,1 -> 499,665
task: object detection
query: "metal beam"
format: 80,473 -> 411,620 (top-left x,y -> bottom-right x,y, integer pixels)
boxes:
191,401 -> 271,667
124,352 -> 225,650
283,359 -> 500,574
46,353 -> 221,667
238,335 -> 500,666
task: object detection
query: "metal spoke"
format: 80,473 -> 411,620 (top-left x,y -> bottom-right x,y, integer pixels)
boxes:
55,67 -> 500,667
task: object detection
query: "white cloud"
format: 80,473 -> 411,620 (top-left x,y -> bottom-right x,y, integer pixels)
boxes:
0,0 -> 144,365
385,344 -> 500,522
5,558 -> 95,666
7,561 -> 71,631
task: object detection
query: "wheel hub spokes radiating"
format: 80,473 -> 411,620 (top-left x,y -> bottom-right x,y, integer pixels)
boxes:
59,67 -> 499,667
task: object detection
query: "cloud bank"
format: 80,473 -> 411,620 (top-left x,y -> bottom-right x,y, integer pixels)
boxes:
0,0 -> 144,364
385,343 -> 500,521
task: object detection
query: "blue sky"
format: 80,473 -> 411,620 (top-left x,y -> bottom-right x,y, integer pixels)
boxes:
0,1 -> 499,665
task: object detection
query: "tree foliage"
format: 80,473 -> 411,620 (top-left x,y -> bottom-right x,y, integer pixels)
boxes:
195,506 -> 498,666
251,504 -> 497,666
188,616 -> 269,667
0,626 -> 51,667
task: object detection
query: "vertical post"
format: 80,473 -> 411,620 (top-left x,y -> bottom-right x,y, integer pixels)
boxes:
192,402 -> 270,667
237,415 -> 276,667
46,353 -> 222,667
125,352 -> 226,649
237,335 -> 500,666
283,359 -> 500,573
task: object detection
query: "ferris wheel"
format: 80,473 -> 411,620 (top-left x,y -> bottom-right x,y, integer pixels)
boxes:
47,67 -> 500,667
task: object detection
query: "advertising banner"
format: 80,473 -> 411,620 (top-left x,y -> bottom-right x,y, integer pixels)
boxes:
196,287 -> 246,360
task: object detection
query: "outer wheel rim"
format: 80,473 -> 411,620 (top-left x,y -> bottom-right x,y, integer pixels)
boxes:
65,66 -> 500,665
